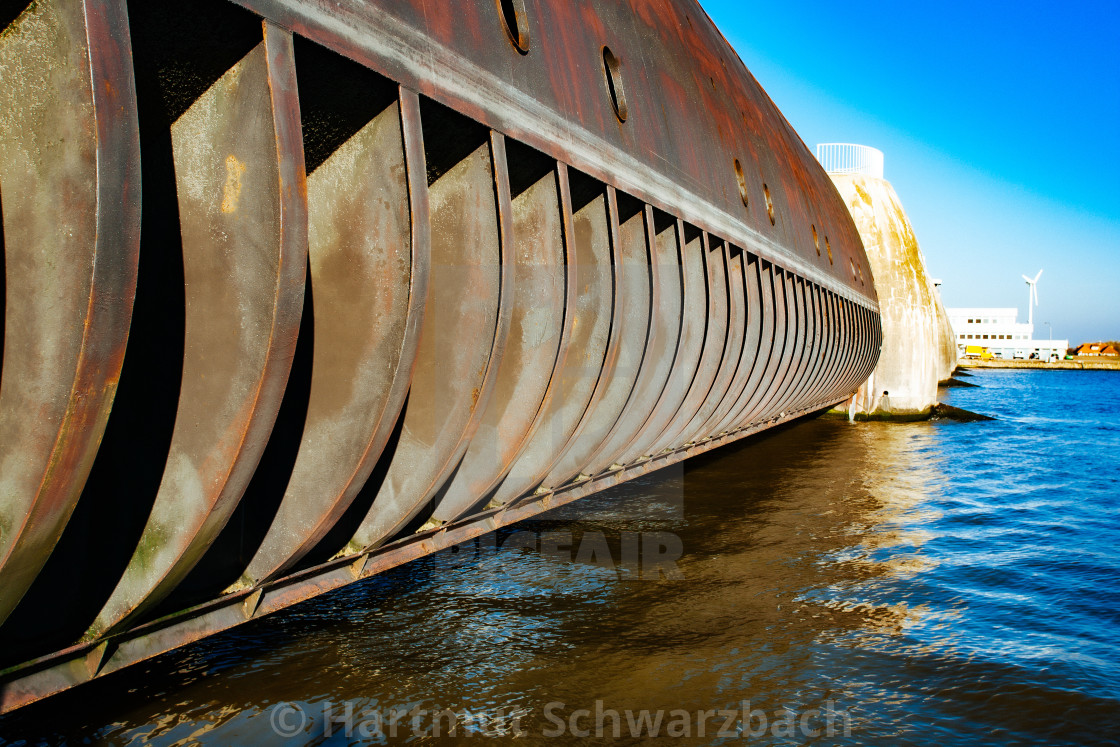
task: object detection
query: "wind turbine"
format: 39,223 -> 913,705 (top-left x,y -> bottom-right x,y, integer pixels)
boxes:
1022,269 -> 1042,326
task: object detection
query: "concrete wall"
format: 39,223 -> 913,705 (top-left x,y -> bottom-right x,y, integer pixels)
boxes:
829,173 -> 957,419
934,296 -> 958,382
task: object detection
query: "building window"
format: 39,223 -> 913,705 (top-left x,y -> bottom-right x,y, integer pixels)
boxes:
983,335 -> 989,339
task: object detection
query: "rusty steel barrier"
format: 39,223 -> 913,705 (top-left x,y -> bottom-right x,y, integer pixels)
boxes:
0,0 -> 881,712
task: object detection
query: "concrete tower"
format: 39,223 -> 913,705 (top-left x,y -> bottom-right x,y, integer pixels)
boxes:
817,144 -> 957,419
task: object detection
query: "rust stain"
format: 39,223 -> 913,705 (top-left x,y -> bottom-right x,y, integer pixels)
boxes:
221,154 -> 246,213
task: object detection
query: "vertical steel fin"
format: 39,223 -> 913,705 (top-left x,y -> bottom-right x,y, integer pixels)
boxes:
240,88 -> 429,585
797,284 -> 829,408
732,262 -> 784,428
487,181 -> 614,507
794,282 -> 827,409
725,257 -> 777,431
431,161 -> 567,523
653,233 -> 729,451
687,243 -> 747,442
767,276 -> 812,419
709,253 -> 764,436
0,0 -> 141,625
540,191 -> 651,488
585,205 -> 681,473
750,269 -> 799,422
623,222 -> 704,462
90,22 -> 308,636
347,131 -> 512,550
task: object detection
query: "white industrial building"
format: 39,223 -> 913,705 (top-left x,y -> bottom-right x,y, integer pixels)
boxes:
945,307 -> 1068,361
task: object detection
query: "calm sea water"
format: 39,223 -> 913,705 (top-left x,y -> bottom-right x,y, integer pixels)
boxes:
2,369 -> 1118,745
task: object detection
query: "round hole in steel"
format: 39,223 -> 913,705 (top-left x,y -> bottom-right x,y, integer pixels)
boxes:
825,236 -> 833,264
811,224 -> 820,255
763,183 -> 775,225
602,46 -> 628,122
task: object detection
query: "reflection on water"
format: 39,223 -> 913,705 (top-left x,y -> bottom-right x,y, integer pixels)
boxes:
2,369 -> 1119,744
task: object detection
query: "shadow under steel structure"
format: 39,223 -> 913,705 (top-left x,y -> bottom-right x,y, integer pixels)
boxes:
0,0 -> 881,712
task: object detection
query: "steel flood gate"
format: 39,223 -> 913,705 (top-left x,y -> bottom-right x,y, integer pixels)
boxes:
0,0 -> 881,712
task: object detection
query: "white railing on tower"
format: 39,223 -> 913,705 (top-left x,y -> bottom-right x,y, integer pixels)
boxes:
815,143 -> 884,178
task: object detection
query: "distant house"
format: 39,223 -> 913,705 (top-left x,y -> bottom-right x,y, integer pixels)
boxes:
1075,342 -> 1119,356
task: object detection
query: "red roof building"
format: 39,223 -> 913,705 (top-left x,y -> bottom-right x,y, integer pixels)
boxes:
1075,342 -> 1119,356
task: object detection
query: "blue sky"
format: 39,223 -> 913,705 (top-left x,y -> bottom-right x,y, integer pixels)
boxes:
701,0 -> 1119,344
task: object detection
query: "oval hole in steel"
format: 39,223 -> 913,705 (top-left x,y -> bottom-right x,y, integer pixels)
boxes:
602,46 -> 627,122
497,0 -> 530,53
734,159 -> 748,207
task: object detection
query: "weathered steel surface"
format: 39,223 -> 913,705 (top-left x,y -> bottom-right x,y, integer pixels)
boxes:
686,243 -> 747,442
745,268 -> 795,424
239,90 -> 430,586
88,24 -> 308,637
765,274 -> 809,419
345,132 -> 513,551
727,261 -> 780,428
582,206 -> 680,474
0,0 -> 883,712
706,253 -> 764,436
618,223 -> 704,462
651,234 -> 730,452
431,163 -> 567,524
540,192 -> 651,489
485,186 -> 614,507
0,0 -> 140,627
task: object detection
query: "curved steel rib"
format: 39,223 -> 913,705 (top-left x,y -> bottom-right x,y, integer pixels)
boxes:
618,223 -> 704,463
0,0 -> 141,626
582,206 -> 682,474
431,162 -> 568,523
705,253 -> 764,437
486,183 -> 614,508
346,132 -> 514,551
682,243 -> 747,444
539,194 -> 652,489
647,234 -> 728,454
239,89 -> 429,586
90,23 -> 307,636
